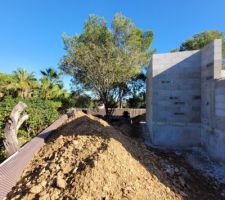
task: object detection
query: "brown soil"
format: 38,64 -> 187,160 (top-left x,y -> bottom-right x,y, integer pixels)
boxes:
6,112 -> 225,200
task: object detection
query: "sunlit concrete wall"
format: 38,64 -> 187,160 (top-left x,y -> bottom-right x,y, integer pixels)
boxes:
146,50 -> 201,148
201,39 -> 225,163
146,39 -> 225,163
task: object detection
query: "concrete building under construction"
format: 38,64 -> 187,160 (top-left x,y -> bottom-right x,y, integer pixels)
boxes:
146,39 -> 225,163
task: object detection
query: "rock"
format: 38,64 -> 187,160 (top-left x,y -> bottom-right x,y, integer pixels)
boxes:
56,164 -> 60,171
175,151 -> 182,156
62,165 -> 71,174
174,168 -> 179,173
126,186 -> 133,192
59,157 -> 65,163
30,185 -> 42,194
178,176 -> 185,187
39,193 -> 49,200
49,163 -> 56,170
50,188 -> 60,199
73,140 -> 79,145
40,168 -> 45,175
165,166 -> 175,176
73,167 -> 78,173
57,174 -> 66,189
103,185 -> 109,191
40,180 -> 47,187
166,187 -> 170,193
26,181 -> 31,187
221,191 -> 225,197
179,191 -> 188,197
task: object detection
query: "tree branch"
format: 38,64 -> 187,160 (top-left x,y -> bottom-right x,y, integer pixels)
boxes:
10,102 -> 27,125
16,114 -> 29,131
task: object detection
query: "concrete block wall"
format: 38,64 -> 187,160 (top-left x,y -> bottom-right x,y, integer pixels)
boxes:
146,59 -> 153,140
146,50 -> 202,148
206,79 -> 225,162
146,39 -> 225,163
200,39 -> 225,162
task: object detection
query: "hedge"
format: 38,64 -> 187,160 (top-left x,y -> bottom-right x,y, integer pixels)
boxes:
0,96 -> 61,162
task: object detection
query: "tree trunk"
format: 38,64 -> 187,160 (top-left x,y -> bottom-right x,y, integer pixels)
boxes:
104,103 -> 109,117
119,89 -> 123,108
3,102 -> 29,157
119,96 -> 122,108
104,100 -> 112,121
22,87 -> 29,98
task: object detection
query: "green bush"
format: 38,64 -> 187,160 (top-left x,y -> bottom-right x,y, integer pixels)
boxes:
57,95 -> 97,113
0,96 -> 61,161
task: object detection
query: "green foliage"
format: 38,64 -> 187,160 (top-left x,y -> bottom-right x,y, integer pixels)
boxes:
41,68 -> 63,84
128,73 -> 146,97
0,149 -> 6,163
18,129 -> 29,139
0,68 -> 69,101
170,48 -> 179,53
13,68 -> 38,98
39,68 -> 69,100
0,69 -> 68,162
72,94 -> 93,108
60,13 -> 153,114
0,97 -> 61,161
59,93 -> 97,111
0,97 -> 61,138
38,77 -> 69,100
126,72 -> 146,108
24,98 -> 61,136
0,73 -> 17,99
126,96 -> 145,108
179,30 -> 225,57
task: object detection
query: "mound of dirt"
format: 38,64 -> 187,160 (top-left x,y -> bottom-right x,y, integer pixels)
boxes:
6,112 -> 224,200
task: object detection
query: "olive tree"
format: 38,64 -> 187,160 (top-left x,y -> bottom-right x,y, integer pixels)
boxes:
60,13 -> 153,115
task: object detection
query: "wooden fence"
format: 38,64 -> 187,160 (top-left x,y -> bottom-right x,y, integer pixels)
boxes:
76,108 -> 146,118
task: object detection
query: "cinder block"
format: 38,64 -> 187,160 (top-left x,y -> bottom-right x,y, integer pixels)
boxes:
146,39 -> 225,162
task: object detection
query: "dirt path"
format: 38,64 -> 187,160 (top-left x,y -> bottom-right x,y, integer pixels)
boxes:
6,112 -> 225,200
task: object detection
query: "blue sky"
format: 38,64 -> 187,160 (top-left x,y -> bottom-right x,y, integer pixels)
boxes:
0,0 -> 224,90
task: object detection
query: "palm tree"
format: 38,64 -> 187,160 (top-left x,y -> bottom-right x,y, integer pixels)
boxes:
39,77 -> 69,99
40,68 -> 63,85
39,70 -> 69,100
13,68 -> 37,98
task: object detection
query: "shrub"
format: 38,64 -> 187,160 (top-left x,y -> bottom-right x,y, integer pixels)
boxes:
0,96 -> 61,161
